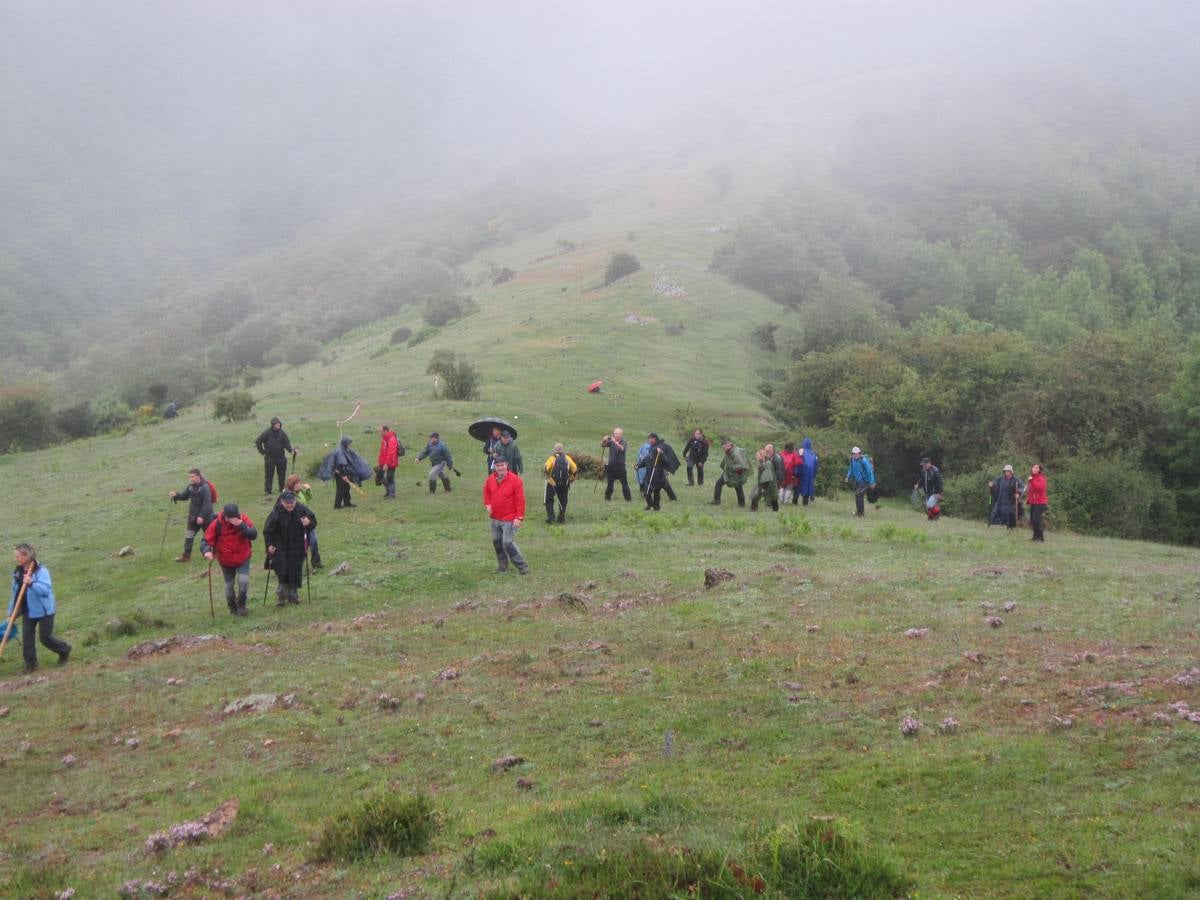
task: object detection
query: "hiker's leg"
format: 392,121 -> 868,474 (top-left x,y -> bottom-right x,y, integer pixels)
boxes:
221,565 -> 237,609
500,520 -> 528,573
544,484 -> 556,522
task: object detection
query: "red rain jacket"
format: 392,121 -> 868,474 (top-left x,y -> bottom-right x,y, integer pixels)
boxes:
204,513 -> 257,567
378,430 -> 400,468
483,472 -> 526,522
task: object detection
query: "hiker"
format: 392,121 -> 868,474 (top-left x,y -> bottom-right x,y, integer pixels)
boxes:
638,433 -> 680,511
711,439 -> 751,507
6,543 -> 71,674
169,468 -> 215,562
378,425 -> 402,499
483,459 -> 528,575
683,429 -> 709,486
988,464 -> 1024,529
796,437 -> 819,506
915,457 -> 944,519
779,442 -> 802,505
492,430 -> 524,475
1026,464 -> 1048,542
255,417 -> 295,495
600,428 -> 632,501
542,443 -> 578,523
163,400 -> 178,419
750,443 -> 784,512
203,503 -> 257,616
282,474 -> 322,568
263,490 -> 316,606
483,426 -> 503,473
635,437 -> 653,494
844,446 -> 877,517
327,436 -> 365,509
417,432 -> 455,493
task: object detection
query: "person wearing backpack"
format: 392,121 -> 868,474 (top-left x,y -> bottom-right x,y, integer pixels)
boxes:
378,425 -> 403,499
169,468 -> 216,562
750,443 -> 784,512
844,446 -> 877,518
637,433 -> 679,511
914,457 -> 944,519
203,503 -> 258,616
542,443 -> 578,523
255,417 -> 296,496
779,442 -> 802,505
796,437 -> 820,506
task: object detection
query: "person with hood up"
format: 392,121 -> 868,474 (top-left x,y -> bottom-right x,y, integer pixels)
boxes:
203,503 -> 258,616
492,430 -> 524,475
7,543 -> 71,673
779,442 -> 802,505
280,474 -> 322,568
683,429 -> 709,486
483,460 -> 528,574
844,446 -> 877,517
263,490 -> 316,606
1026,464 -> 1048,542
169,468 -> 215,562
988,464 -> 1024,529
750,443 -> 784,512
637,433 -> 680,511
378,425 -> 402,499
600,428 -> 632,502
796,437 -> 819,506
542,443 -> 578,523
915,457 -> 944,519
331,436 -> 363,509
710,439 -> 751,507
417,432 -> 455,493
255,417 -> 296,495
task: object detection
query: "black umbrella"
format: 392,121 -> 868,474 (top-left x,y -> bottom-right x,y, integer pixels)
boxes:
468,417 -> 518,442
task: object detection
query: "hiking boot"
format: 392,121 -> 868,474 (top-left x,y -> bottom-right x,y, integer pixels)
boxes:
174,554 -> 191,563
57,648 -> 70,666
287,595 -> 300,605
556,513 -> 565,524
276,597 -> 287,608
707,500 -> 721,506
441,479 -> 452,492
429,482 -> 437,494
24,663 -> 38,674
517,566 -> 530,576
310,552 -> 323,570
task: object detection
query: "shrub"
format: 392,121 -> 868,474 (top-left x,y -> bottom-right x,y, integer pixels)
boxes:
571,451 -> 603,480
0,382 -> 55,452
135,403 -> 158,421
604,251 -> 641,286
91,394 -> 135,434
752,321 -> 778,352
54,401 -> 98,441
213,391 -> 255,422
426,349 -> 480,401
422,294 -> 477,327
283,338 -> 320,366
407,324 -> 438,347
312,791 -> 436,862
390,326 -> 413,345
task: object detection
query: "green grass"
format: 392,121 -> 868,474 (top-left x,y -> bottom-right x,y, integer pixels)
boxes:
1,173 -> 1199,897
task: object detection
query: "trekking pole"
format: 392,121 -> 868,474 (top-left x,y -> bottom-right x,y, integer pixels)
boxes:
593,444 -> 607,495
206,560 -> 215,619
262,566 -> 272,606
158,503 -> 172,561
0,569 -> 31,658
645,450 -> 662,504
306,554 -> 312,605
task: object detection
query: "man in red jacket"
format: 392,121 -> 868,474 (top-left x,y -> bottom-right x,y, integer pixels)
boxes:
483,459 -> 528,575
378,425 -> 401,499
203,503 -> 258,616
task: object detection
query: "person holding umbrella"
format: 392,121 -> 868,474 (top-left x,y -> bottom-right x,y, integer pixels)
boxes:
493,429 -> 524,475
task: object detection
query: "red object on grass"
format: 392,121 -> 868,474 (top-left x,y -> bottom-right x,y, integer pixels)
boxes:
588,381 -> 603,393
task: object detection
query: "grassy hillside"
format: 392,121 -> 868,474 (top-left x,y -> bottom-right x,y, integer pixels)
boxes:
2,177 -> 1199,898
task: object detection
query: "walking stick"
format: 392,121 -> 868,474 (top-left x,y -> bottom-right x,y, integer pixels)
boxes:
0,565 -> 31,658
262,566 -> 272,606
341,475 -> 368,497
645,450 -> 662,504
158,503 -> 172,561
305,554 -> 311,605
593,444 -> 607,495
206,560 -> 215,619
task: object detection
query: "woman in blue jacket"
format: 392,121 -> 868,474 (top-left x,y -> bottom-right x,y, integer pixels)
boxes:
7,543 -> 71,673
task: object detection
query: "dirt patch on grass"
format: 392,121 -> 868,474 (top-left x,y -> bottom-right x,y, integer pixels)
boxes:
126,634 -> 272,660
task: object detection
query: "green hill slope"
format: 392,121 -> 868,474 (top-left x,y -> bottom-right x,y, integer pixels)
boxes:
2,176 -> 1199,898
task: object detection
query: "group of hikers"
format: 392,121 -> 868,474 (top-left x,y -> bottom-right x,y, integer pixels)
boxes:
3,415 -> 1050,672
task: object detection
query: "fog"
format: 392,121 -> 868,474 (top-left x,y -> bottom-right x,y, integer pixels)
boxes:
2,0 -> 1200,347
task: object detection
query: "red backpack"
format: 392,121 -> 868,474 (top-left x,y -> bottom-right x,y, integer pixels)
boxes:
206,480 -> 219,503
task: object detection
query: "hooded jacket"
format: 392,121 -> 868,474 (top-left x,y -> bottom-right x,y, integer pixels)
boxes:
378,430 -> 400,468
204,512 -> 258,568
798,438 -> 820,496
263,502 -> 316,584
719,445 -> 751,487
492,438 -> 523,474
846,454 -> 876,486
255,419 -> 293,459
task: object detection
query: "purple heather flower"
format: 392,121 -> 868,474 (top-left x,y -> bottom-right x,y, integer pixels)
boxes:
985,616 -> 1003,628
1003,601 -> 1016,612
900,716 -> 921,736
904,628 -> 929,639
939,717 -> 959,734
